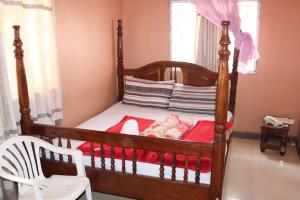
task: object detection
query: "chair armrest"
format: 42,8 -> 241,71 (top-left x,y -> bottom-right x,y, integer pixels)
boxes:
0,171 -> 35,186
39,141 -> 86,176
0,173 -> 43,199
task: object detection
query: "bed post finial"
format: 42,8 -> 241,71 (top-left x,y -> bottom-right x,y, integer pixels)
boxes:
117,19 -> 124,101
229,48 -> 239,115
13,25 -> 33,135
211,20 -> 230,200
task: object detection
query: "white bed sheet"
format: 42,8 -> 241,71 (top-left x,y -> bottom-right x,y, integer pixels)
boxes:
50,102 -> 233,185
77,102 -> 232,132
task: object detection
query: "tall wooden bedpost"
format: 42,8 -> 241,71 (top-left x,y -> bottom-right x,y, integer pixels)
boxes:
228,48 -> 239,115
211,21 -> 231,200
13,26 -> 33,135
117,19 -> 124,101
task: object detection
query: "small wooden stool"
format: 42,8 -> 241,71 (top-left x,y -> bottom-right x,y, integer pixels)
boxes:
260,123 -> 290,156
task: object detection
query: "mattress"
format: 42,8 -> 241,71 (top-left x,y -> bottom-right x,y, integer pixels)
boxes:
49,102 -> 233,185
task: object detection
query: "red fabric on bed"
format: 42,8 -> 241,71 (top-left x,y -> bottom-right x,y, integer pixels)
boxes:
77,116 -> 154,160
106,115 -> 155,133
142,120 -> 233,172
180,120 -> 232,143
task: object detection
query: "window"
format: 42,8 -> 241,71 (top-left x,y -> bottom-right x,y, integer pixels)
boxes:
0,0 -> 63,125
231,0 -> 260,73
171,1 -> 197,63
171,0 -> 260,73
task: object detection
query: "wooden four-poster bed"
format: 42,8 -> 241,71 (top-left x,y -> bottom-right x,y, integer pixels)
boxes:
12,19 -> 239,200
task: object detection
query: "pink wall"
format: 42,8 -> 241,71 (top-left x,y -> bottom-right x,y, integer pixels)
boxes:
54,0 -> 122,127
121,0 -> 300,135
122,0 -> 170,68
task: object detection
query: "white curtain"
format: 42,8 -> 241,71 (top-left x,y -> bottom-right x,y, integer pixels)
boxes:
195,14 -> 221,72
0,0 -> 62,197
0,33 -> 17,200
0,36 -> 18,143
0,0 -> 63,127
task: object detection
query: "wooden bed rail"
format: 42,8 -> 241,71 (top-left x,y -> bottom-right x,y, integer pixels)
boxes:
31,123 -> 213,200
31,124 -> 213,157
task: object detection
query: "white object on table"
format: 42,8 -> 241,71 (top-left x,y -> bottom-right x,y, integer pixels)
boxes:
264,116 -> 294,128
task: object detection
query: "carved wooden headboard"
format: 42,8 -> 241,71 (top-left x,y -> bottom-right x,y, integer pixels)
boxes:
124,61 -> 218,86
116,20 -> 239,115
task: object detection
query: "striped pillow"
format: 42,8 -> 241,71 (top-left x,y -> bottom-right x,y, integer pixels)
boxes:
123,76 -> 175,109
168,83 -> 216,114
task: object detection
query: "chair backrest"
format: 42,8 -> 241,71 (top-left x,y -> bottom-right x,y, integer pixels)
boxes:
0,136 -> 45,185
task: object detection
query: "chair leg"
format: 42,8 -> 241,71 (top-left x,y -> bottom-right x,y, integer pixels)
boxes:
85,183 -> 92,200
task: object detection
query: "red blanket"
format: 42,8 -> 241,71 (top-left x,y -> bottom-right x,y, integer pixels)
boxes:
77,116 -> 154,160
77,116 -> 232,173
141,121 -> 232,172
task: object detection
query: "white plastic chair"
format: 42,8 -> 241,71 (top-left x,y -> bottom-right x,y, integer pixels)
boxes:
0,135 -> 92,200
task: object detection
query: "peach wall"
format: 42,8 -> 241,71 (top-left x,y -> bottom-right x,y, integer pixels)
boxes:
122,0 -> 170,68
54,0 -> 122,127
298,113 -> 300,148
121,0 -> 300,135
234,0 -> 300,135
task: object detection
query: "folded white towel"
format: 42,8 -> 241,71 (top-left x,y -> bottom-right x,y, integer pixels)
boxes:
120,119 -> 139,135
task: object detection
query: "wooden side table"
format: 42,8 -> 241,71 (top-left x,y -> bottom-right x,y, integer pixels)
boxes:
260,123 -> 290,156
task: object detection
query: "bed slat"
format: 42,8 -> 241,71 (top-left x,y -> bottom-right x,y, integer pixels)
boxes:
121,146 -> 126,173
171,153 -> 176,181
132,148 -> 137,175
159,152 -> 164,180
41,147 -> 46,159
110,146 -> 115,171
67,138 -> 72,164
58,137 -> 63,162
48,137 -> 55,160
195,154 -> 201,184
100,144 -> 106,170
184,154 -> 188,183
40,136 -> 46,159
91,142 -> 95,168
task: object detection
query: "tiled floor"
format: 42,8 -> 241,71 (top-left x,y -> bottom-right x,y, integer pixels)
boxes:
81,138 -> 300,200
223,138 -> 300,200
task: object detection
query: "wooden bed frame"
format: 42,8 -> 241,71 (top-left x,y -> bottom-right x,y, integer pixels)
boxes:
12,19 -> 239,200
